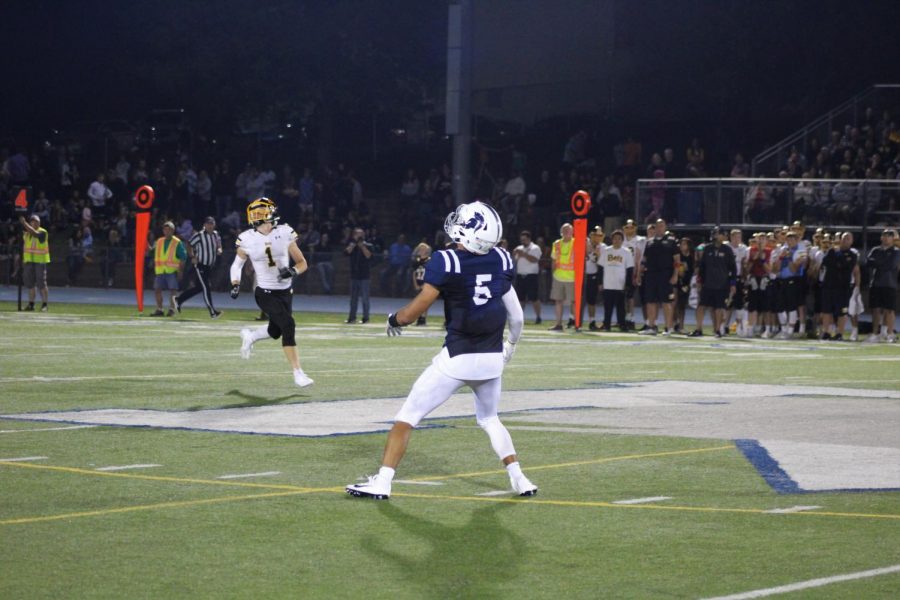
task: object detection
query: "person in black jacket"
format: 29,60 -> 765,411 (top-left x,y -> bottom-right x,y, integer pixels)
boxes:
865,229 -> 899,342
691,227 -> 736,338
821,232 -> 860,340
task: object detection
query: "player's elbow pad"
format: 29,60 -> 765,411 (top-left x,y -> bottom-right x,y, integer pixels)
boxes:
230,255 -> 246,283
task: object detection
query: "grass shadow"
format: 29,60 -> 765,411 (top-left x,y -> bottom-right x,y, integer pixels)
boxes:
360,500 -> 525,597
186,390 -> 308,411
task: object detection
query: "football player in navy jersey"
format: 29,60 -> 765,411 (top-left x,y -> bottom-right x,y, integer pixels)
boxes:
347,201 -> 537,500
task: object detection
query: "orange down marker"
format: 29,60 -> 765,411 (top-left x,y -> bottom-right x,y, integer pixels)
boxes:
571,190 -> 591,330
133,185 -> 155,313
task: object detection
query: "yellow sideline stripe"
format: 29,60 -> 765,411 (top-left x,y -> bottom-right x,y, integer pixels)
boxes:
409,444 -> 735,482
2,448 -> 899,524
0,445 -> 733,491
0,490 -> 310,526
390,492 -> 900,521
0,460 -> 312,492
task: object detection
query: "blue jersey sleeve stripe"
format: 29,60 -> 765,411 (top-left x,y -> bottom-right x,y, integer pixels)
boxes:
438,250 -> 451,272
494,247 -> 512,271
449,250 -> 461,273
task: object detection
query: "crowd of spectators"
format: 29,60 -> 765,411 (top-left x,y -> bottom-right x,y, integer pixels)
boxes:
744,110 -> 900,226
0,138 -> 387,290
2,104 -> 898,304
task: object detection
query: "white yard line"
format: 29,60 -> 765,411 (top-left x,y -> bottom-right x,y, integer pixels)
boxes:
95,464 -> 162,472
764,505 -> 821,514
475,490 -> 513,496
393,480 -> 445,486
612,496 -> 673,505
216,471 -> 281,480
0,425 -> 96,434
0,456 -> 48,462
701,564 -> 900,599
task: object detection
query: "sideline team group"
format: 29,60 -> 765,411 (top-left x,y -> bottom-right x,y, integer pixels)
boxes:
518,218 -> 898,343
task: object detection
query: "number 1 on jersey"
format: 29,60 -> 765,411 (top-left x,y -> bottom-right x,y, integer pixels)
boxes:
265,246 -> 276,267
473,274 -> 492,305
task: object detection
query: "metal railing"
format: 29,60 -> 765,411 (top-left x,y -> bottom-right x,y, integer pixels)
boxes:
751,84 -> 900,176
634,177 -> 900,250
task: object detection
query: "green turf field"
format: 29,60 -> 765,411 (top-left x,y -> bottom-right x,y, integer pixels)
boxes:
1,302 -> 899,599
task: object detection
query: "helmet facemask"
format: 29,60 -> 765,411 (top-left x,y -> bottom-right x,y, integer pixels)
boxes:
247,198 -> 279,228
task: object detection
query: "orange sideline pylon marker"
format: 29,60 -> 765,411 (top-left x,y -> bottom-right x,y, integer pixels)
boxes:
133,185 -> 155,313
571,190 -> 592,330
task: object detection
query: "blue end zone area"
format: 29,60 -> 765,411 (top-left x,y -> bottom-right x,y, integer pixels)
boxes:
735,439 -> 801,494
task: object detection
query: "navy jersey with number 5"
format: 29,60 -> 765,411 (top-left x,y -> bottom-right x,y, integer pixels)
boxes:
424,247 -> 515,357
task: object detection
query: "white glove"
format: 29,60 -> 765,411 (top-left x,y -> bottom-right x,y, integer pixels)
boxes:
502,340 -> 516,364
386,313 -> 403,336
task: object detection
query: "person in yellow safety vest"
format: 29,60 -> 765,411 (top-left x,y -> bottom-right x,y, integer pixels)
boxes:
19,214 -> 50,312
548,222 -> 576,331
150,221 -> 187,316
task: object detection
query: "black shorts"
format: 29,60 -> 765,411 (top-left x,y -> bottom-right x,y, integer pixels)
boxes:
700,286 -> 728,310
776,277 -> 802,313
868,286 -> 897,311
255,286 -> 293,319
643,271 -> 674,304
584,273 -> 599,305
731,281 -> 745,310
515,274 -> 539,302
812,281 -> 822,314
747,276 -> 769,313
821,287 -> 851,317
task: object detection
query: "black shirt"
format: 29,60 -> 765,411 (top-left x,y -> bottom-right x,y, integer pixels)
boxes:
698,243 -> 737,290
643,234 -> 679,276
677,251 -> 695,289
822,248 -> 857,289
867,245 -> 900,289
347,241 -> 374,279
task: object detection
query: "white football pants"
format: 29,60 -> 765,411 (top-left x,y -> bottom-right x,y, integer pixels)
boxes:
394,362 -> 516,460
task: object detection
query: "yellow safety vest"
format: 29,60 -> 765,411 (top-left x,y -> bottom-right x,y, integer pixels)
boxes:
23,228 -> 50,264
552,238 -> 575,282
154,236 -> 182,274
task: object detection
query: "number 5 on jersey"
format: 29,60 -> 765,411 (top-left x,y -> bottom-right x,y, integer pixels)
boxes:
473,274 -> 492,305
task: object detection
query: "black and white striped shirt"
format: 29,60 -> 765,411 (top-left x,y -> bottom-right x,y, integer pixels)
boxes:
189,229 -> 222,266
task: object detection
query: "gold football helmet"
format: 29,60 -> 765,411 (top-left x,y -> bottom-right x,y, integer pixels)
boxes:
247,197 -> 279,227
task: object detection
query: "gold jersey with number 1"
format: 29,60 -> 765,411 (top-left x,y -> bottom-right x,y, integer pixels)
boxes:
235,224 -> 298,291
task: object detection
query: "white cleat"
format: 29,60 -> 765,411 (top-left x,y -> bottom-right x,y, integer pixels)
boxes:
865,334 -> 882,343
346,474 -> 391,499
239,328 -> 254,359
849,331 -> 859,342
293,369 -> 314,388
887,335 -> 896,344
510,474 -> 538,497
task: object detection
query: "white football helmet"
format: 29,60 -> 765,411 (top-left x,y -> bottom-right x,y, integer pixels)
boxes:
444,201 -> 503,255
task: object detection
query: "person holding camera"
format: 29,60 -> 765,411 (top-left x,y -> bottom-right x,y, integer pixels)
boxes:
345,227 -> 374,324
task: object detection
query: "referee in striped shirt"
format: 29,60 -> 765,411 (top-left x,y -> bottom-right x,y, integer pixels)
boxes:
174,216 -> 223,318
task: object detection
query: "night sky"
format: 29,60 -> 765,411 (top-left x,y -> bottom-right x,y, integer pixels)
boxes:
4,0 -> 900,154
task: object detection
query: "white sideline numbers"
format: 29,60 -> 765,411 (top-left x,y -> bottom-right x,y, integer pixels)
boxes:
473,274 -> 492,305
